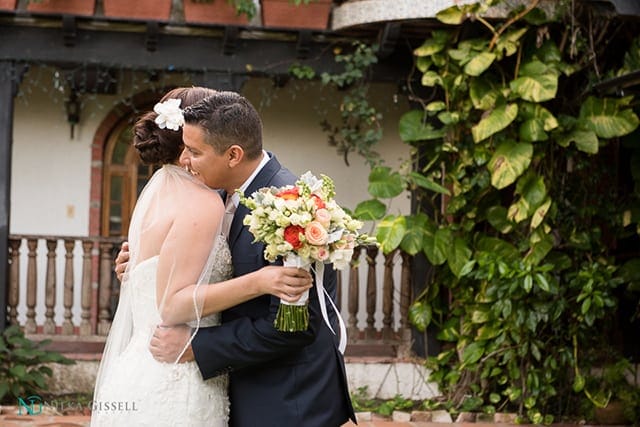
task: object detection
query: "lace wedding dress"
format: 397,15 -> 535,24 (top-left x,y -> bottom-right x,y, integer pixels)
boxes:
91,235 -> 233,427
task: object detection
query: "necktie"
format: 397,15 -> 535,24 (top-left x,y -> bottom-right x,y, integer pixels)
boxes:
221,194 -> 236,239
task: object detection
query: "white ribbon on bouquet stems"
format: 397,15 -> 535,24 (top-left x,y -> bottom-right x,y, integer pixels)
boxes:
282,254 -> 347,354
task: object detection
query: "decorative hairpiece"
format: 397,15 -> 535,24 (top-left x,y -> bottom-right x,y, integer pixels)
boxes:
153,98 -> 185,131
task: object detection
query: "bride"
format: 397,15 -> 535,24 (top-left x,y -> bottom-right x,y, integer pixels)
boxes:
90,87 -> 311,427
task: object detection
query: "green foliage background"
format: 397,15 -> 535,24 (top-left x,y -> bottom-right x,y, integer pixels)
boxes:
348,0 -> 640,422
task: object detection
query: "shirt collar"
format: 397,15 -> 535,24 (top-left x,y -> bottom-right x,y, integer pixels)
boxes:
228,150 -> 269,207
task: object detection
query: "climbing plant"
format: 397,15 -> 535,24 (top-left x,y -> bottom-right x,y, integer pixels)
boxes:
290,41 -> 383,166
352,0 -> 640,422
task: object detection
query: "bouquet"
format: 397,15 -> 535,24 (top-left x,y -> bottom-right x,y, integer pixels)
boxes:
239,171 -> 377,333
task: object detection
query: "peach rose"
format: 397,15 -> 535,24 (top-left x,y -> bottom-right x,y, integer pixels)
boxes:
314,208 -> 331,228
305,221 -> 329,245
312,245 -> 330,261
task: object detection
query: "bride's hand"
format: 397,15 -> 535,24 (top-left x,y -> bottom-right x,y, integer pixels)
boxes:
114,241 -> 130,282
256,266 -> 313,302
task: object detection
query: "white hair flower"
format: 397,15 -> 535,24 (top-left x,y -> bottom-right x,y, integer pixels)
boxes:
153,98 -> 184,131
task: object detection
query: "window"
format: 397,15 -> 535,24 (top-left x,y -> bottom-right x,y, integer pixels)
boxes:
102,119 -> 156,237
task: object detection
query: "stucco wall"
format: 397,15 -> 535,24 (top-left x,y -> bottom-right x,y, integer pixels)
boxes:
9,66 -> 411,328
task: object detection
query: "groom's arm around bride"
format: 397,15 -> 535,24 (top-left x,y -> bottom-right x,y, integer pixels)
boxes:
148,91 -> 356,427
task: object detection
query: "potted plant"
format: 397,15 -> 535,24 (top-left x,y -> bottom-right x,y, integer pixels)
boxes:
0,0 -> 16,11
102,0 -> 172,21
183,0 -> 255,25
26,0 -> 95,16
261,0 -> 332,30
0,325 -> 74,405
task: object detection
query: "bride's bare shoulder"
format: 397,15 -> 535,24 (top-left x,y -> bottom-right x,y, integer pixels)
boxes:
182,182 -> 224,214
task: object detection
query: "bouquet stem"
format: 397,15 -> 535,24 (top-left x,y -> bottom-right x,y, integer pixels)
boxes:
274,254 -> 310,332
274,304 -> 309,332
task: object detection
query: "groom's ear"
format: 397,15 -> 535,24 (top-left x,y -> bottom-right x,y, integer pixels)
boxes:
227,145 -> 244,167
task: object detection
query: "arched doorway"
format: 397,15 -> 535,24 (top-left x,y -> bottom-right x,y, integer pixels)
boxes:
101,117 -> 156,238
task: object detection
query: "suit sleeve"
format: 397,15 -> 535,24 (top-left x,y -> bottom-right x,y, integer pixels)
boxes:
191,265 -> 337,380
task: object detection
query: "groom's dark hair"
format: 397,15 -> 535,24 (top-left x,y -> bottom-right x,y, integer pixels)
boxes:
183,91 -> 263,160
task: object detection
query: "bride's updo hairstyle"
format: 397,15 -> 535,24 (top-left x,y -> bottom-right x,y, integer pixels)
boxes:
133,86 -> 216,165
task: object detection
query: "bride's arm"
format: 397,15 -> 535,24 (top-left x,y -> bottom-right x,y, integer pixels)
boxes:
163,266 -> 312,326
157,194 -> 311,326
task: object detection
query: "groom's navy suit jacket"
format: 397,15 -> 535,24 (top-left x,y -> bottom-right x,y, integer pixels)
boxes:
191,153 -> 356,427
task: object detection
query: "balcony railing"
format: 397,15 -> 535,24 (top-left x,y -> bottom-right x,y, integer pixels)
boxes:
7,234 -> 413,358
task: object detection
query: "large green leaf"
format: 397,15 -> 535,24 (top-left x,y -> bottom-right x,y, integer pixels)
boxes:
368,166 -> 404,198
449,38 -> 489,66
437,318 -> 461,341
534,40 -> 564,66
422,70 -> 444,87
438,111 -> 461,125
579,96 -> 640,139
426,101 -> 446,112
518,103 -> 558,142
414,37 -> 446,57
486,205 -> 514,234
488,140 -> 533,189
519,119 -> 547,142
408,171 -> 450,195
447,236 -> 473,278
353,198 -> 386,221
510,60 -> 558,102
375,215 -> 407,254
556,129 -> 599,154
401,213 -> 430,255
476,236 -> 520,263
524,231 -> 554,266
409,300 -> 432,332
464,51 -> 496,76
436,5 -> 465,24
530,198 -> 551,229
470,77 -> 501,110
416,56 -> 432,73
399,110 -> 446,142
461,341 -> 485,367
10,364 -> 27,379
424,226 -> 449,266
508,173 -> 547,223
472,103 -> 518,142
495,27 -> 528,58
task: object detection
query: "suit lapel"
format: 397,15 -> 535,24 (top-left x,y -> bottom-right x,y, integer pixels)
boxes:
227,153 -> 282,248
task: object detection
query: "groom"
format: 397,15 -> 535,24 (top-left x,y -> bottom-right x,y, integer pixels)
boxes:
141,91 -> 356,427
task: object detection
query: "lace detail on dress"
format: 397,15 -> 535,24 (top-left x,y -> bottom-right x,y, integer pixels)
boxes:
189,235 -> 233,328
91,237 -> 233,427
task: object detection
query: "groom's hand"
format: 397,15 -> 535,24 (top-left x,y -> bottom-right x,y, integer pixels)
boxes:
149,324 -> 194,363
